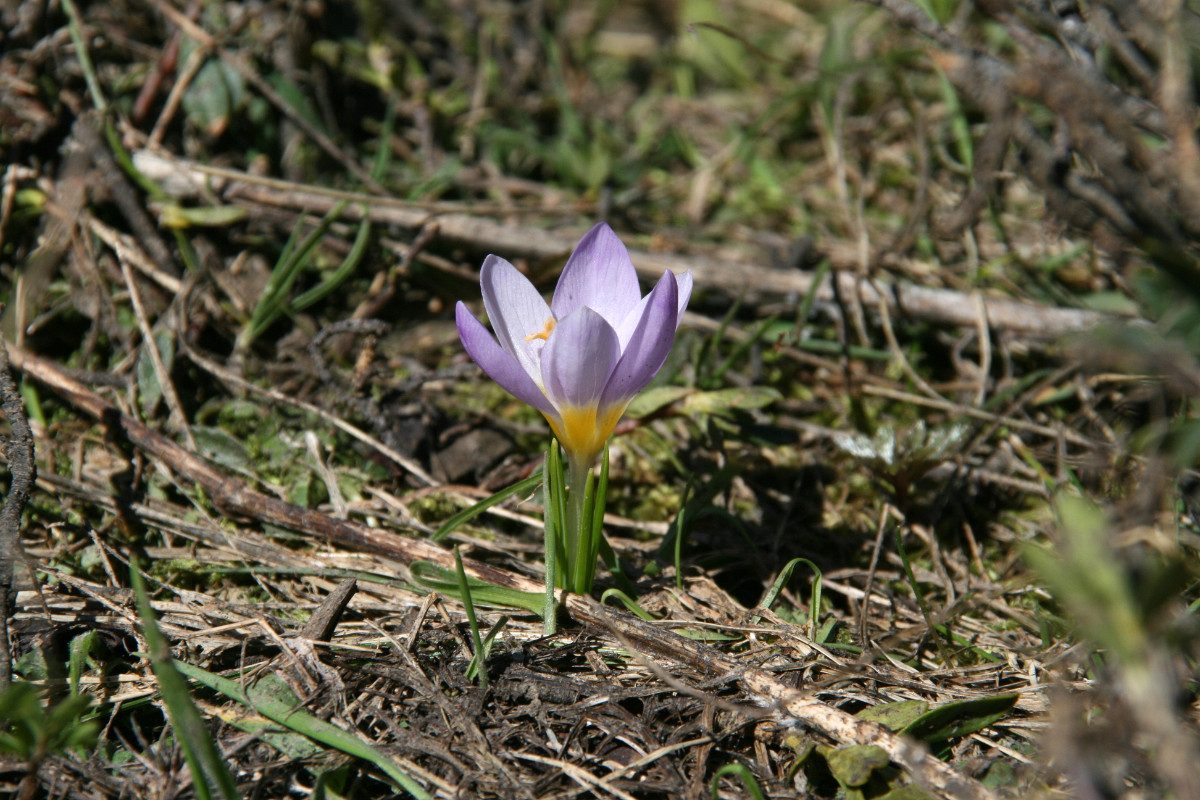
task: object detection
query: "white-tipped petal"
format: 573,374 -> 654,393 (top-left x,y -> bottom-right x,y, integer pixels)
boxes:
674,270 -> 693,327
456,302 -> 556,416
480,254 -> 554,387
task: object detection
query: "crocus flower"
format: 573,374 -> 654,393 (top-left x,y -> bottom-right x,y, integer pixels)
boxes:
456,223 -> 693,467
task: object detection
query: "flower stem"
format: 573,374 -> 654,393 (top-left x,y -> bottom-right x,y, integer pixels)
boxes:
565,455 -> 591,592
542,441 -> 563,634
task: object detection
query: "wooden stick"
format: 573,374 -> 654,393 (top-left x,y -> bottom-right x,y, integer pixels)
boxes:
132,150 -> 1117,339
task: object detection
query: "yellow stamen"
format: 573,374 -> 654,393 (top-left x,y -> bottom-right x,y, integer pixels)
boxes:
525,316 -> 557,342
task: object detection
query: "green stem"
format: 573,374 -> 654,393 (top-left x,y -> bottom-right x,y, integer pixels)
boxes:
565,455 -> 591,592
542,442 -> 562,634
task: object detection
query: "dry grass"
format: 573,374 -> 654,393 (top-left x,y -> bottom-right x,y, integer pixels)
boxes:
2,1 -> 1199,798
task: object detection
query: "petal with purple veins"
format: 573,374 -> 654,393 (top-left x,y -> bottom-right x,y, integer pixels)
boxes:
550,223 -> 642,327
613,269 -> 692,348
601,271 -> 679,408
480,255 -> 554,386
541,306 -> 621,410
456,302 -> 556,416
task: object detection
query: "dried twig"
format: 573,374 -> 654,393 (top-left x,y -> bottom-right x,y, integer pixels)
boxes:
118,256 -> 195,449
133,151 -> 1119,338
0,336 -> 35,689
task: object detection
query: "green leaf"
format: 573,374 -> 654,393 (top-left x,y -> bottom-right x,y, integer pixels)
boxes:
625,386 -> 692,419
710,762 -> 766,800
901,693 -> 1018,743
754,557 -> 823,634
856,699 -> 930,732
409,562 -> 545,614
432,468 -> 543,543
465,616 -> 509,683
68,629 -> 100,696
823,744 -> 890,787
182,57 -> 245,138
1079,290 -> 1140,316
0,683 -> 42,758
679,387 -> 781,415
218,712 -> 324,760
132,559 -> 240,800
1026,493 -> 1151,662
240,200 -> 351,349
191,426 -> 250,470
208,673 -> 326,759
455,547 -> 488,689
600,588 -> 656,621
543,441 -> 563,633
158,204 -> 248,229
137,330 -> 176,417
174,661 -> 430,799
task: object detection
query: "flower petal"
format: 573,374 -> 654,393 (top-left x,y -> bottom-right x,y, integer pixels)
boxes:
480,255 -> 553,388
612,268 -> 693,348
674,270 -> 694,326
541,306 -> 621,410
601,270 -> 679,408
550,223 -> 642,327
456,302 -> 556,416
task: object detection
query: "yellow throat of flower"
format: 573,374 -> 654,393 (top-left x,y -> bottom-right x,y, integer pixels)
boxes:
546,402 -> 627,466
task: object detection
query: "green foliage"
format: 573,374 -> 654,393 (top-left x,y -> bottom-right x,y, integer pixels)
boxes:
901,693 -> 1018,744
432,468 -> 543,543
600,588 -> 656,621
753,557 -> 824,639
455,546 -> 509,688
238,200 -> 370,350
789,692 -> 1015,798
855,699 -> 929,732
132,559 -> 241,800
1025,493 -> 1190,665
824,745 -> 891,790
710,761 -> 767,800
409,562 -> 544,615
835,419 -> 970,498
175,663 -> 431,799
0,682 -> 98,762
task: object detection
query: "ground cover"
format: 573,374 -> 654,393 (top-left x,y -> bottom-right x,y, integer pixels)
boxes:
1,1 -> 1199,798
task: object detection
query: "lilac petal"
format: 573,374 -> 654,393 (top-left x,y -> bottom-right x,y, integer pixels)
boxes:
541,306 -> 621,410
456,302 -> 556,416
613,269 -> 693,348
480,255 -> 554,387
674,270 -> 694,326
601,270 -> 679,408
613,291 -> 655,350
550,223 -> 642,327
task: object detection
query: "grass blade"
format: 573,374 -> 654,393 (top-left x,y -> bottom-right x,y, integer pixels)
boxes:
173,661 -> 431,800
455,547 -> 487,689
754,557 -> 824,635
131,558 -> 240,800
409,562 -> 545,614
710,762 -> 767,800
432,467 -> 543,543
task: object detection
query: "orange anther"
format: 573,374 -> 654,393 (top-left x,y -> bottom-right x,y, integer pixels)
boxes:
525,316 -> 557,342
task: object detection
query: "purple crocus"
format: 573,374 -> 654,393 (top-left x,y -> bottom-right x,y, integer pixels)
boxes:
456,223 -> 693,467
